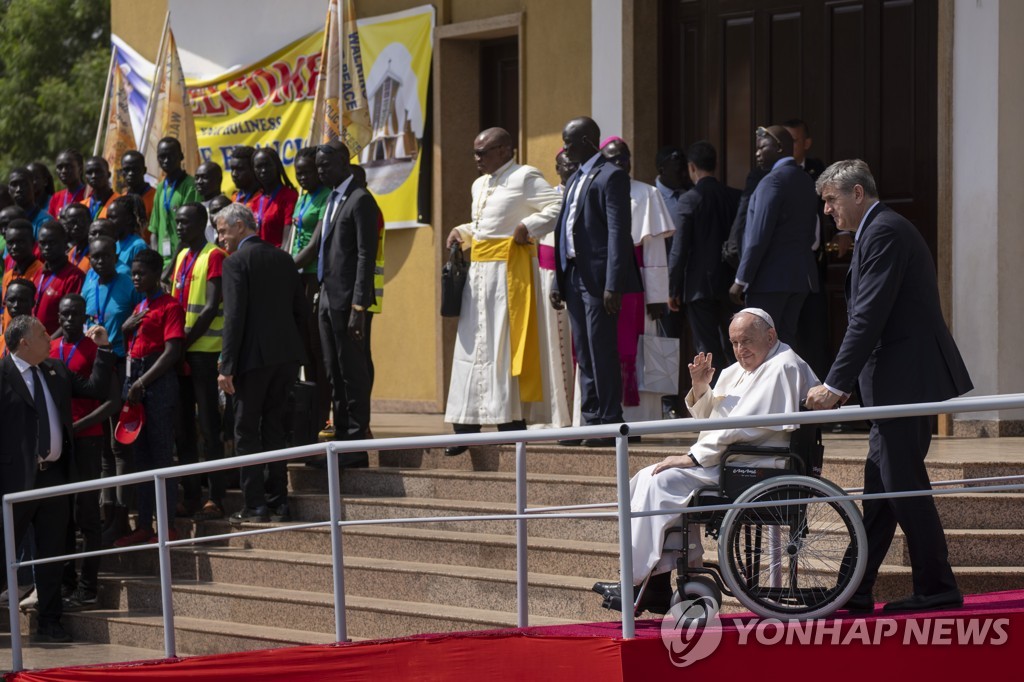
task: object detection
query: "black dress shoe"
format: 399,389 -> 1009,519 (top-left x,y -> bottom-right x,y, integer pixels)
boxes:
445,445 -> 469,456
883,589 -> 963,613
230,506 -> 270,524
842,593 -> 875,614
582,437 -> 616,448
593,581 -> 672,615
270,503 -> 291,522
557,439 -> 583,446
34,621 -> 72,643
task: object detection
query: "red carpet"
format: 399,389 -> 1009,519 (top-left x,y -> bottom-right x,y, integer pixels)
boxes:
8,590 -> 1022,681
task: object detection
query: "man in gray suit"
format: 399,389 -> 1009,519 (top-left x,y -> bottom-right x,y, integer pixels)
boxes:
729,125 -> 819,345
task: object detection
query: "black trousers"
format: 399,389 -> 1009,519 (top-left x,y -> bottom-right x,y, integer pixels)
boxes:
301,273 -> 332,427
63,436 -> 103,592
0,465 -> 69,626
563,262 -> 622,425
318,294 -> 373,441
176,351 -> 226,506
856,415 -> 958,597
745,291 -> 806,348
233,362 -> 298,510
685,295 -> 736,377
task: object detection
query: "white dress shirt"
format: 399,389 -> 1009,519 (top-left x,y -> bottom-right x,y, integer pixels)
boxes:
562,152 -> 603,260
11,353 -> 63,462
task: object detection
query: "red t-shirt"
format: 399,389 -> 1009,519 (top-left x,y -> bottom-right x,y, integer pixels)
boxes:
50,335 -> 103,438
48,186 -> 87,219
34,262 -> 85,334
171,246 -> 226,307
254,186 -> 298,248
127,293 -> 186,359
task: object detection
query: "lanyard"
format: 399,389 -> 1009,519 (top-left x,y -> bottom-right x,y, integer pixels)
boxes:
176,250 -> 200,303
162,177 -> 181,214
70,244 -> 88,266
256,186 -> 281,227
34,271 -> 58,311
62,185 -> 85,212
235,189 -> 254,204
93,279 -> 117,326
88,195 -> 103,219
58,338 -> 82,366
129,296 -> 156,357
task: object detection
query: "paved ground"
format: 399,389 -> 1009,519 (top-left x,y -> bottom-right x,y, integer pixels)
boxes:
4,411 -> 1022,674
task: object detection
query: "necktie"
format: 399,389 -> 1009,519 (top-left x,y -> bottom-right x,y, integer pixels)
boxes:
318,190 -> 341,282
32,367 -> 51,459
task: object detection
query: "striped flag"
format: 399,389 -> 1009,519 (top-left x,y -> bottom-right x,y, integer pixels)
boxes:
101,59 -> 137,193
141,23 -> 201,174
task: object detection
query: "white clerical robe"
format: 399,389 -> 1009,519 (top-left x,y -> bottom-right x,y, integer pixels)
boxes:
629,341 -> 819,581
445,159 -> 562,425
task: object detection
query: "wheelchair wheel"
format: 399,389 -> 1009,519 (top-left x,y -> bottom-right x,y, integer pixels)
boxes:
670,576 -> 722,625
717,475 -> 866,620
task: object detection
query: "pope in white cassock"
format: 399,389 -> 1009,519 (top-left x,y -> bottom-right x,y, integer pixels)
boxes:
443,128 -> 563,454
593,308 -> 819,613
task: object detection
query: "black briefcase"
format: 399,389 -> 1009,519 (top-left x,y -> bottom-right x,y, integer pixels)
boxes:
285,380 -> 320,447
440,244 -> 468,317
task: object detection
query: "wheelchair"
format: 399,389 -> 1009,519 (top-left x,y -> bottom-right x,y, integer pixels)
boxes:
634,422 -> 867,621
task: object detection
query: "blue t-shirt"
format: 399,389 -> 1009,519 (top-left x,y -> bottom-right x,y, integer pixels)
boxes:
28,207 -> 55,237
117,234 -> 148,269
82,269 -> 143,358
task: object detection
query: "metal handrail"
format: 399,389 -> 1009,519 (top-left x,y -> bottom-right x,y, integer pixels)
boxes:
4,392 -> 1024,670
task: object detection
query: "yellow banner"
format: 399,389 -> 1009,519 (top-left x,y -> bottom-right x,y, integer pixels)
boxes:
178,5 -> 433,228
103,61 -> 136,194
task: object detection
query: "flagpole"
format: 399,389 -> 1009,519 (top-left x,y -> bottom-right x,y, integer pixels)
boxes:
141,10 -> 171,155
93,45 -> 117,156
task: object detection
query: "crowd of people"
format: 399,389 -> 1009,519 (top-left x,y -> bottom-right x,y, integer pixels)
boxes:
0,114 -> 975,643
447,116 -> 973,619
0,136 -> 383,643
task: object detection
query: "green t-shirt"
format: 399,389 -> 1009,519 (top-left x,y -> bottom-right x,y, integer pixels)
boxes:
291,187 -> 329,274
149,174 -> 200,266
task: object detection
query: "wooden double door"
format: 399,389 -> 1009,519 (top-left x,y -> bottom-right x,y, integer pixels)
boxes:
659,0 -> 937,358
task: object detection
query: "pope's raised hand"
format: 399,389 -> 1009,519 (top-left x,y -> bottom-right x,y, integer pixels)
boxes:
688,352 -> 715,397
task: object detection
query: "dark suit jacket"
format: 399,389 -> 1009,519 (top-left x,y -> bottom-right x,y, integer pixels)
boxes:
722,167 -> 767,269
669,176 -> 738,302
0,349 -> 113,497
553,156 -> 642,298
825,204 -> 973,406
320,185 -> 382,313
736,159 -> 819,294
220,236 -> 307,376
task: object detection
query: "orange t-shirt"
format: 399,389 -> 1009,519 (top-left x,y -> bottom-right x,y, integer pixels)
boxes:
2,258 -> 44,331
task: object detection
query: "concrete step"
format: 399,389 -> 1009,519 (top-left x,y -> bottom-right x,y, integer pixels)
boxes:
216,522 -> 623,579
871,565 -> 1024,602
144,547 -> 610,623
92,579 -> 569,642
53,610 -> 337,656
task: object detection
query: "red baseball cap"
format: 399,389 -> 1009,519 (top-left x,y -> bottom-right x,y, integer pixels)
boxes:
114,402 -> 145,445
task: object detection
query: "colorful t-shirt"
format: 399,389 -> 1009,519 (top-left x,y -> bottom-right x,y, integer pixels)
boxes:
2,259 -> 44,331
116,234 -> 148,270
254,185 -> 298,248
49,186 -> 87,219
171,245 -> 226,306
33,262 -> 85,334
290,187 -> 329,274
68,244 -> 91,274
82,269 -> 142,359
149,176 -> 201,265
127,293 -> 186,359
50,335 -> 104,438
82,191 -> 120,220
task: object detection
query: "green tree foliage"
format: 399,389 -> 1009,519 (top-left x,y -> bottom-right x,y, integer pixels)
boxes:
0,0 -> 110,173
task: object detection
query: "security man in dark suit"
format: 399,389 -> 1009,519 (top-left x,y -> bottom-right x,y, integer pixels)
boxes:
1,315 -> 113,642
729,125 -> 819,346
216,203 -> 307,524
806,159 -> 973,614
668,140 -> 738,378
552,116 -> 642,444
313,139 -> 382,467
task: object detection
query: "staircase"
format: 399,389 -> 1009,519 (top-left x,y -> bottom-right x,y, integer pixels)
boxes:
37,434 -> 1024,656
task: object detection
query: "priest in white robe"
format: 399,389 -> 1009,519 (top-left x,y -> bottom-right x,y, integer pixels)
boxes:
593,308 -> 819,611
443,128 -> 562,454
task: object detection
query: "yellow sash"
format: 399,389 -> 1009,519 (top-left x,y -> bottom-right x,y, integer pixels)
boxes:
471,237 -> 542,402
